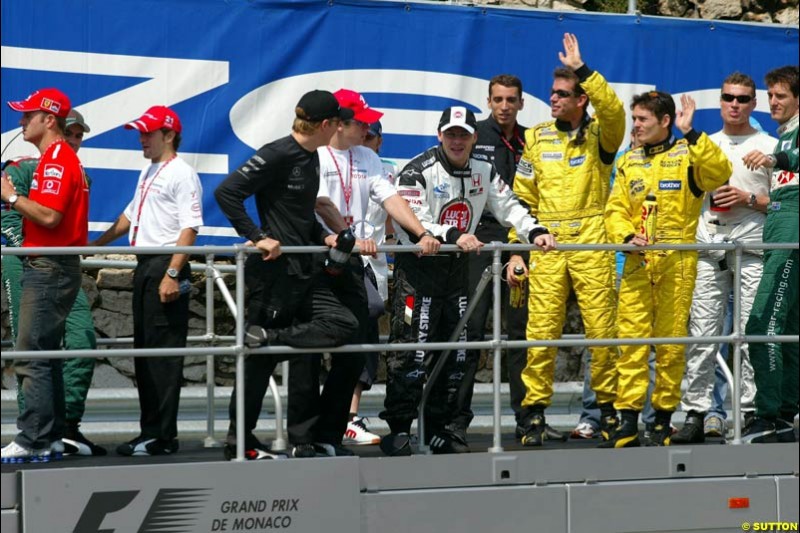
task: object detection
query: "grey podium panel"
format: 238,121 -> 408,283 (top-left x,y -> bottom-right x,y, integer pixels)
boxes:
1,471 -> 17,509
362,484 -> 567,533
21,457 -> 360,533
569,476 -> 786,533
778,476 -> 799,522
1,509 -> 19,533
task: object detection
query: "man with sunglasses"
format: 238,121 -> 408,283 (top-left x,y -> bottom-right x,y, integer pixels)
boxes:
603,91 -> 732,448
296,89 -> 438,457
379,106 -> 555,456
509,33 -> 626,447
673,73 -> 776,445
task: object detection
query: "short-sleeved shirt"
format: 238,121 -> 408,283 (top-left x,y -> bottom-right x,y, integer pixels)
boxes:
123,156 -> 204,247
23,140 -> 89,248
316,145 -> 396,237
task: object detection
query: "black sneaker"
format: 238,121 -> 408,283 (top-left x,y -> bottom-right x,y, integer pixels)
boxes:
599,415 -> 619,443
223,443 -> 286,461
427,431 -> 470,454
742,417 -> 777,444
644,423 -> 672,446
671,413 -> 705,445
520,413 -> 546,447
515,424 -> 525,441
543,424 -> 569,442
776,418 -> 797,443
63,428 -> 108,457
380,433 -> 414,457
291,444 -> 317,458
598,417 -> 640,448
117,436 -> 179,456
313,442 -> 354,457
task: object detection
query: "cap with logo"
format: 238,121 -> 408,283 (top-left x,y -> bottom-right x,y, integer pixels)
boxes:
7,88 -> 72,118
334,89 -> 384,124
438,106 -> 477,134
296,90 -> 355,122
124,105 -> 182,133
367,121 -> 383,138
66,109 -> 91,133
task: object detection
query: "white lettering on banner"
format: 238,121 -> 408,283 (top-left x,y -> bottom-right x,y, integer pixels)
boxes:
0,46 -> 229,173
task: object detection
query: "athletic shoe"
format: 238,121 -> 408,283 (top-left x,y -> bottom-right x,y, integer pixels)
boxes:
1,441 -> 54,464
703,415 -> 725,438
742,417 -> 776,444
598,417 -> 640,448
223,443 -> 286,461
117,436 -> 179,456
343,417 -> 381,446
520,413 -> 546,447
543,424 -> 569,442
427,431 -> 470,454
63,429 -> 107,456
599,415 -> 618,443
672,413 -> 705,444
570,421 -> 597,439
291,444 -> 317,458
313,442 -> 354,457
776,418 -> 797,443
514,423 -> 526,441
644,423 -> 672,446
380,432 -> 414,457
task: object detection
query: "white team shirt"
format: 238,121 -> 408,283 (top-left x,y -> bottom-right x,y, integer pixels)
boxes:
364,158 -> 399,300
123,155 -> 204,247
316,145 -> 396,237
698,131 -> 776,246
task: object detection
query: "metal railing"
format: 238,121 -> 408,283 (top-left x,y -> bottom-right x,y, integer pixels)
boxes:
1,240 -> 798,459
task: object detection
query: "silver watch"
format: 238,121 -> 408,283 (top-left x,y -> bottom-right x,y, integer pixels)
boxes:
166,268 -> 179,279
747,193 -> 757,208
7,193 -> 19,207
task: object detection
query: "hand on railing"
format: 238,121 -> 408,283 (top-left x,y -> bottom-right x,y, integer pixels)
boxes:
255,236 -> 282,261
456,233 -> 484,254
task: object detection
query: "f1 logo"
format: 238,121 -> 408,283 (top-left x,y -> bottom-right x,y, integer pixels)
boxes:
73,491 -> 139,533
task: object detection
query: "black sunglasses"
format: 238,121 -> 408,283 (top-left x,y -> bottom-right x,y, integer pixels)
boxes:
550,89 -> 575,98
720,93 -> 753,104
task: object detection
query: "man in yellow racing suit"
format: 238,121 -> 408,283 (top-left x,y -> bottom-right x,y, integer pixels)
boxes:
508,33 -> 625,447
602,91 -> 732,448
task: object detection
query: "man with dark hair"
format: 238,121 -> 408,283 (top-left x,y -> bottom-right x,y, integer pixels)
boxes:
510,33 -> 626,447
92,105 -> 203,457
741,65 -> 799,444
2,109 -> 106,457
214,90 -> 360,460
379,106 -> 555,456
603,91 -> 732,448
673,72 -> 776,444
1,88 -> 89,462
468,73 -> 530,436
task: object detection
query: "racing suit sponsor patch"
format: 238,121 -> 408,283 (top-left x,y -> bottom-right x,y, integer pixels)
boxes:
569,155 -> 586,167
439,198 -> 473,232
398,189 -> 420,197
658,180 -> 682,191
773,170 -> 798,189
542,152 -> 563,161
516,158 -> 533,179
433,183 -> 449,198
43,164 -> 64,179
41,179 -> 62,195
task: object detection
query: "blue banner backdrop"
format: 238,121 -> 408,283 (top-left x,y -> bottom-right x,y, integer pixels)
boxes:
1,0 -> 797,244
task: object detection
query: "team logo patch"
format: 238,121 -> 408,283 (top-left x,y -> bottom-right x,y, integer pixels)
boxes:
42,179 -> 61,195
516,159 -> 533,179
43,164 -> 64,179
433,183 -> 449,198
569,155 -> 586,167
658,180 -> 682,190
468,187 -> 484,196
31,178 -> 39,190
41,98 -> 61,115
399,189 -> 420,197
660,159 -> 682,167
471,174 -> 482,187
775,170 -> 797,186
629,178 -> 645,196
542,152 -> 563,161
439,198 -> 473,232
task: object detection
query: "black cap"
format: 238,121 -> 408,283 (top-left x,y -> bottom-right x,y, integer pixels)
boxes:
438,106 -> 477,134
296,90 -> 354,122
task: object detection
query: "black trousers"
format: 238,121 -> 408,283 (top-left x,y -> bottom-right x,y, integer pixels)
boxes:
132,255 -> 190,441
227,254 -> 358,448
288,256 -> 368,445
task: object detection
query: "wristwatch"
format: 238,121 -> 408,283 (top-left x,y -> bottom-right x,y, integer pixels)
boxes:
166,268 -> 179,279
418,230 -> 435,239
747,193 -> 757,208
7,193 -> 19,207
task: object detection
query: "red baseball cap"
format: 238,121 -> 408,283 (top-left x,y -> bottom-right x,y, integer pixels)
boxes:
124,105 -> 182,133
334,89 -> 383,124
7,88 -> 71,118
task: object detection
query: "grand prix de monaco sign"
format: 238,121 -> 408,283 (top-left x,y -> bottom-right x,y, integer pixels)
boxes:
2,0 -> 797,244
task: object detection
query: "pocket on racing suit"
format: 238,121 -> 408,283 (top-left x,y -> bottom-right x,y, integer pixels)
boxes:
390,275 -> 417,342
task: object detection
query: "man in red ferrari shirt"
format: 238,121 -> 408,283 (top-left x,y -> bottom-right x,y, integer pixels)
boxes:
0,88 -> 89,462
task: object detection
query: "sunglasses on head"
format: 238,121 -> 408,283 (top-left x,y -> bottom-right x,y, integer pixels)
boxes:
551,89 -> 575,98
720,93 -> 753,104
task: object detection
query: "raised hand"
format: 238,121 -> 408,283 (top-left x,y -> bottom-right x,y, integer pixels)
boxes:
675,94 -> 696,134
558,33 -> 584,71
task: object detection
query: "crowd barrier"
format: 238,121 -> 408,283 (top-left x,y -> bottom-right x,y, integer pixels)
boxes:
1,240 -> 798,460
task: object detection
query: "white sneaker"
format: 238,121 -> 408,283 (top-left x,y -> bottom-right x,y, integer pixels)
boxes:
1,441 -> 51,463
570,421 -> 597,439
343,417 -> 381,446
50,439 -> 65,457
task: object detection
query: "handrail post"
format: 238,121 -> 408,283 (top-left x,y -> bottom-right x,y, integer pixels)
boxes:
234,246 -> 247,461
730,242 -> 744,444
489,243 -> 504,453
204,253 -> 222,448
